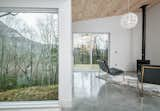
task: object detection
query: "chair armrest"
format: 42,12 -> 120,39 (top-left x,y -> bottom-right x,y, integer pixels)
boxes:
143,65 -> 160,69
141,65 -> 160,83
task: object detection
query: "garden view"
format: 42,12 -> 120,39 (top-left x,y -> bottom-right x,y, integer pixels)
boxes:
0,12 -> 58,101
73,33 -> 109,71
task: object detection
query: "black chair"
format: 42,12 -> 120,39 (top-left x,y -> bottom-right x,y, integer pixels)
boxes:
97,60 -> 124,76
137,65 -> 160,95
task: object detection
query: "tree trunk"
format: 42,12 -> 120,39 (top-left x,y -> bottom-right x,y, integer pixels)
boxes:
0,36 -> 5,90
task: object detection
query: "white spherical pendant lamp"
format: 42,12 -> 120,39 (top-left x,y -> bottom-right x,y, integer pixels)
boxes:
120,0 -> 138,29
121,12 -> 138,29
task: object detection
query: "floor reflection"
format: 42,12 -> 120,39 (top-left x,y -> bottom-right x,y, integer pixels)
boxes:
64,71 -> 160,111
73,71 -> 105,98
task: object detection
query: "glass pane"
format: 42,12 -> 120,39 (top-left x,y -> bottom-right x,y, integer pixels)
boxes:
0,12 -> 58,101
73,33 -> 90,64
73,33 -> 109,70
92,34 -> 109,64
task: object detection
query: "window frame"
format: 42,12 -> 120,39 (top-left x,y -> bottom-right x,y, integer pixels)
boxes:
0,0 -> 72,109
73,32 -> 111,66
0,7 -> 60,109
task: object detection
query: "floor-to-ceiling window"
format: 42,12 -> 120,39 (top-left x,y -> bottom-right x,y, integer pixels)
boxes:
0,10 -> 58,101
73,33 -> 109,71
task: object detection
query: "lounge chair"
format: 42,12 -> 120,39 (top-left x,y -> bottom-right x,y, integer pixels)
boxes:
97,60 -> 124,77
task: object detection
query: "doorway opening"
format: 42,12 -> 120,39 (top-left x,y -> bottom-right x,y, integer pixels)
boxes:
73,33 -> 110,71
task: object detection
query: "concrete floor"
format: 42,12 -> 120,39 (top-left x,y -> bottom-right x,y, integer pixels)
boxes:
1,71 -> 160,111
63,71 -> 160,111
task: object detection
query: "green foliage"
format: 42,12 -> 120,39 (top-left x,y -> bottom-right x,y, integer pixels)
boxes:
51,47 -> 58,63
0,35 -> 59,92
0,36 -> 59,91
0,13 -> 59,101
74,48 -> 108,64
92,48 -> 108,64
0,85 -> 58,101
74,48 -> 90,64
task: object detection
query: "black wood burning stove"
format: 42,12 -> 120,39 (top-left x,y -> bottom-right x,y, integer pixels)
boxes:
137,5 -> 150,72
137,60 -> 150,72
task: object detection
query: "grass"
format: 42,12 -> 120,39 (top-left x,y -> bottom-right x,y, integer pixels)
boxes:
74,64 -> 99,71
0,85 -> 58,101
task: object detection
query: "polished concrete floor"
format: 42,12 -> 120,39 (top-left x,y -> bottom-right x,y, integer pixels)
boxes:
63,71 -> 160,111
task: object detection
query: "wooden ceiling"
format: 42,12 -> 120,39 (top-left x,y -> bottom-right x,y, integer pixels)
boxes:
72,0 -> 160,22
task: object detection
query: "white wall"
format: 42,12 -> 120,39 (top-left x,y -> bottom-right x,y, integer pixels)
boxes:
0,0 -> 72,108
73,16 -> 133,71
132,3 -> 160,67
147,3 -> 160,65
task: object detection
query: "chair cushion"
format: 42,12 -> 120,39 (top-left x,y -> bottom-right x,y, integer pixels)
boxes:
109,68 -> 124,75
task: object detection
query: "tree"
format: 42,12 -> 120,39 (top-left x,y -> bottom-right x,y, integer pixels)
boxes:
0,35 -> 5,90
38,14 -> 58,85
0,13 -> 59,91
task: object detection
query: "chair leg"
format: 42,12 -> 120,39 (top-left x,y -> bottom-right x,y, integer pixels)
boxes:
141,66 -> 144,97
136,78 -> 139,91
137,79 -> 141,96
141,81 -> 144,97
98,67 -> 100,76
122,71 -> 126,81
106,72 -> 109,81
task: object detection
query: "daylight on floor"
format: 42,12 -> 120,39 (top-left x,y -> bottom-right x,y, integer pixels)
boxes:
0,0 -> 160,111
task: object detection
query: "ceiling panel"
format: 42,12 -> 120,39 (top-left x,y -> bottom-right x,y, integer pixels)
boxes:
72,0 -> 160,22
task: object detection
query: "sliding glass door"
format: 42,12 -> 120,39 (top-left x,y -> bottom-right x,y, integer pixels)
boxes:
0,10 -> 58,101
73,33 -> 109,71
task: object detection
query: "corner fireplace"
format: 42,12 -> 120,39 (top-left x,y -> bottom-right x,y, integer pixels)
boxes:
137,5 -> 150,72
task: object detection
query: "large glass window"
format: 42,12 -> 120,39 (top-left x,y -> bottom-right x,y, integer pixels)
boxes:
73,33 -> 109,70
0,11 -> 58,101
